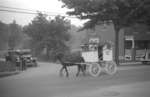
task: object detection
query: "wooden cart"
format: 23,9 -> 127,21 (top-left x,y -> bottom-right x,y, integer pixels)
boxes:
81,42 -> 117,77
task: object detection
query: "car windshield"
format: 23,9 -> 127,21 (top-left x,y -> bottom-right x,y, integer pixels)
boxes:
22,54 -> 31,57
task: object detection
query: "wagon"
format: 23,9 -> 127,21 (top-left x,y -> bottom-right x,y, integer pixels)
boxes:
80,41 -> 117,77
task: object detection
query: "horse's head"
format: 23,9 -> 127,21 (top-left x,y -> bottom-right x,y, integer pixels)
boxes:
55,53 -> 64,62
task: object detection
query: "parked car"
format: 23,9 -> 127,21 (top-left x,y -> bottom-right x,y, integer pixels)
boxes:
6,49 -> 38,67
22,54 -> 37,67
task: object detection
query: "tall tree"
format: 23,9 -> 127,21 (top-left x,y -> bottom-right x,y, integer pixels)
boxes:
23,13 -> 71,60
60,0 -> 150,65
8,20 -> 23,49
0,21 -> 8,50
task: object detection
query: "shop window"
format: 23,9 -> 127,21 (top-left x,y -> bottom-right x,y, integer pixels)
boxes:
135,40 -> 150,50
125,40 -> 132,49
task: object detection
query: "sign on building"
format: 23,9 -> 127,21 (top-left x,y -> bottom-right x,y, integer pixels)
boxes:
89,38 -> 99,44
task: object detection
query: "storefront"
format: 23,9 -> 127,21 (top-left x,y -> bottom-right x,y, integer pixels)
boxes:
124,32 -> 150,61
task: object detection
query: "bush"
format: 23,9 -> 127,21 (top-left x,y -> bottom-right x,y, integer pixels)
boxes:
0,61 -> 16,72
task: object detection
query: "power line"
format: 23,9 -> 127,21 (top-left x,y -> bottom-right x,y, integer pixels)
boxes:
0,9 -> 37,15
0,1 -> 147,20
0,5 -> 35,12
0,5 -> 66,15
0,9 -> 77,19
0,9 -> 76,19
0,5 -> 75,18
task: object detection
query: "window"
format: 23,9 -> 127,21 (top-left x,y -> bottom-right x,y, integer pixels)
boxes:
135,40 -> 149,50
125,40 -> 132,49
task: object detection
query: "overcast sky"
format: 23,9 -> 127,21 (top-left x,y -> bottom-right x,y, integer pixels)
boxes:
0,0 -> 86,26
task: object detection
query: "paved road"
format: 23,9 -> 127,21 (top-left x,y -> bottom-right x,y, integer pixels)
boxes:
0,62 -> 150,97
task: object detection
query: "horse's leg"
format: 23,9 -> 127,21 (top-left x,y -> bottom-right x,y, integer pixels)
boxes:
81,65 -> 86,76
59,66 -> 64,77
64,66 -> 69,77
76,65 -> 81,77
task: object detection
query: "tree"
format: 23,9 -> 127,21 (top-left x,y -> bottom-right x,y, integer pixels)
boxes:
136,0 -> 150,27
60,0 -> 150,65
23,13 -> 71,61
0,21 -> 8,50
8,20 -> 23,49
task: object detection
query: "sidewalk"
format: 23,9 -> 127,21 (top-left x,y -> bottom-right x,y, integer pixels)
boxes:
118,61 -> 149,71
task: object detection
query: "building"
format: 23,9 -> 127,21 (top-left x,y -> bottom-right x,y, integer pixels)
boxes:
83,23 -> 150,61
71,22 -> 150,62
123,24 -> 150,61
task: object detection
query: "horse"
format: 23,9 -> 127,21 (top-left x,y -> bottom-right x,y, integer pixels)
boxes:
56,53 -> 86,77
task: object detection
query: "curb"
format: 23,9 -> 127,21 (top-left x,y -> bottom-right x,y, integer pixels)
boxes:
0,71 -> 20,78
119,62 -> 142,66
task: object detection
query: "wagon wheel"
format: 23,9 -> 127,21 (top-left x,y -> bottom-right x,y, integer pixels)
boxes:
105,61 -> 117,75
88,63 -> 101,77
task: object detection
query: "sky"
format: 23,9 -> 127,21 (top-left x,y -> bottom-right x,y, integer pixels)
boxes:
0,0 -> 86,26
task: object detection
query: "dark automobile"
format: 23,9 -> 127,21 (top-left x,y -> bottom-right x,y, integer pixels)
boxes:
6,49 -> 38,67
22,54 -> 37,67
